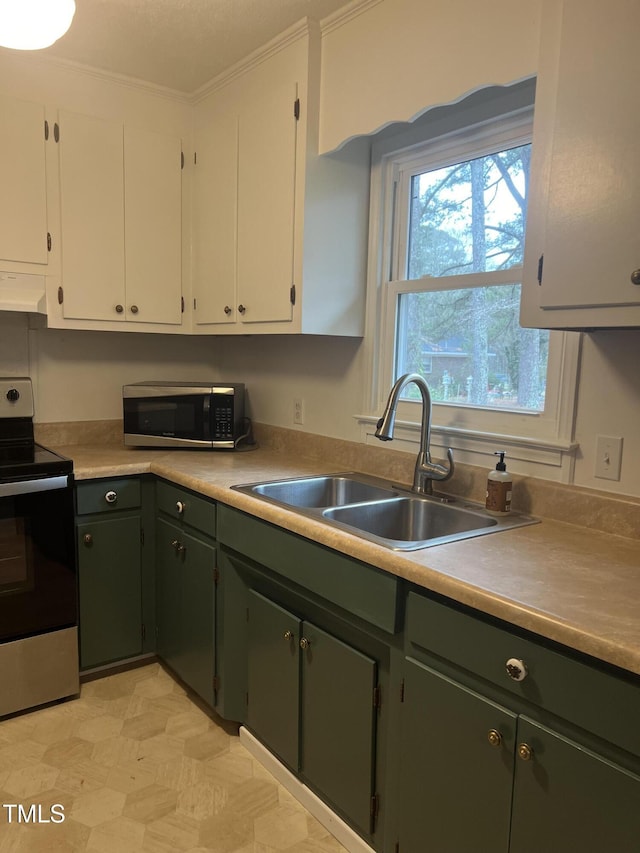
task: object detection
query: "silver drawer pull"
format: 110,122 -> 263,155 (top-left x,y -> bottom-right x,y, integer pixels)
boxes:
105,490 -> 118,504
506,658 -> 528,682
176,500 -> 185,515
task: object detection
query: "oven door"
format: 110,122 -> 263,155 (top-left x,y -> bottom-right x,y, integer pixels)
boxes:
0,475 -> 76,643
123,392 -> 213,447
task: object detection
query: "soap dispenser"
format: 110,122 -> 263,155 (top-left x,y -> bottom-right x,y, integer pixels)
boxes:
485,451 -> 512,515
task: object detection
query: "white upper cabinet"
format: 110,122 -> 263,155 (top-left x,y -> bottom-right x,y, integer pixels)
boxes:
55,110 -> 183,329
192,113 -> 238,326
236,80 -> 297,325
0,95 -> 48,268
192,21 -> 368,336
521,0 -> 640,328
124,127 -> 182,325
58,110 -> 126,322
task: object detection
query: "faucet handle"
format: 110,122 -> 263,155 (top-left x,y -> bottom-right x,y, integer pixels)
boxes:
431,447 -> 455,481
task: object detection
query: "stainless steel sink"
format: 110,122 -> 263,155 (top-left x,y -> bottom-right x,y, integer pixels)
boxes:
323,496 -> 498,549
232,472 -> 539,550
249,475 -> 398,508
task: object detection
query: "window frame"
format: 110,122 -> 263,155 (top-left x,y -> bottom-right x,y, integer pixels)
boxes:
358,91 -> 581,479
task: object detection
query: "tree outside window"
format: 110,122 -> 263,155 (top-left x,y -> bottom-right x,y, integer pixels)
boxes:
394,143 -> 549,412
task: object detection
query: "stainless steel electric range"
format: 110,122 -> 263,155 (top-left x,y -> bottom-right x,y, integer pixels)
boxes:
0,377 -> 79,718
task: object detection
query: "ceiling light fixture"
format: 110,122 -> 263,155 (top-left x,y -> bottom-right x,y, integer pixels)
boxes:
0,0 -> 76,50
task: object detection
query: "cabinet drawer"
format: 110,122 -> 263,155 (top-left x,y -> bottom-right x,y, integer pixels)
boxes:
156,479 -> 216,537
76,478 -> 141,515
218,504 -> 400,634
406,591 -> 640,757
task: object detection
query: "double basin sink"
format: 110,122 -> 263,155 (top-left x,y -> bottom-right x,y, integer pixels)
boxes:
232,472 -> 538,550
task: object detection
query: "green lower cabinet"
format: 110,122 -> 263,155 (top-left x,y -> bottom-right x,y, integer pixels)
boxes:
398,658 -> 516,853
77,515 -> 143,669
247,589 -> 378,839
510,717 -> 640,853
247,590 -> 300,770
300,620 -> 378,838
156,516 -> 216,706
399,657 -> 640,853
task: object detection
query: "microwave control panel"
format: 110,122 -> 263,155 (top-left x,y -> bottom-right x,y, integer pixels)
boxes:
212,397 -> 234,440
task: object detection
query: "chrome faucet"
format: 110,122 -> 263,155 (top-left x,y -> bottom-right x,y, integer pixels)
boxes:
375,373 -> 454,495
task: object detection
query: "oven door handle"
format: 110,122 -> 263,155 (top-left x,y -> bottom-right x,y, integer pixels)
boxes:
0,475 -> 69,497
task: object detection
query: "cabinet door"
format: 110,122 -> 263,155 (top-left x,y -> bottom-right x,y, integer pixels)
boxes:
247,590 -> 300,770
0,95 -> 48,266
236,80 -> 297,324
124,127 -> 182,325
156,518 -> 183,669
77,515 -> 142,668
192,114 -> 239,326
300,621 -> 377,837
398,659 -> 515,853
58,110 -> 126,321
179,528 -> 216,706
523,0 -> 640,324
156,518 -> 216,706
510,716 -> 640,853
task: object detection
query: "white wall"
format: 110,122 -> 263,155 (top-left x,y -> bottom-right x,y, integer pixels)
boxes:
572,331 -> 640,495
3,316 -> 640,498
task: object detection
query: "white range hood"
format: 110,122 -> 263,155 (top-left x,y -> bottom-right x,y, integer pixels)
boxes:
0,272 -> 47,314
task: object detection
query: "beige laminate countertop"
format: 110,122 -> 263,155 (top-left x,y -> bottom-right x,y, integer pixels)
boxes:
63,444 -> 640,679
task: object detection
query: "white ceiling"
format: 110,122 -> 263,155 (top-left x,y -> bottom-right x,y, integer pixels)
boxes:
42,0 -> 351,94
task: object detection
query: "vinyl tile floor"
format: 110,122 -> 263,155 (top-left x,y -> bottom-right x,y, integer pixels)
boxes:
0,662 -> 347,853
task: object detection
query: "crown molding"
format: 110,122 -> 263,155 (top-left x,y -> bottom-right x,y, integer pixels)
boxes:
0,48 -> 190,104
320,0 -> 384,37
191,18 -> 318,104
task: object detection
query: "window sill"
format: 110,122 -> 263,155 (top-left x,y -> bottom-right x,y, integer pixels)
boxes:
355,414 -> 579,482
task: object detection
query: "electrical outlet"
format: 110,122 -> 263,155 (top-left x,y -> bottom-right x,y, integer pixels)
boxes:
293,398 -> 304,425
594,435 -> 623,481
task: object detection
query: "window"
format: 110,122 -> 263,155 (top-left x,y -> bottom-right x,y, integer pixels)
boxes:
362,89 -> 580,475
393,135 -> 550,414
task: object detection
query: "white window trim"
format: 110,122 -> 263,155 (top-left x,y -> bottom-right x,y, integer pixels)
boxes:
356,95 -> 581,483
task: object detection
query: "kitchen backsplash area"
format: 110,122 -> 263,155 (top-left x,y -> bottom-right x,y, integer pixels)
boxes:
34,416 -> 640,543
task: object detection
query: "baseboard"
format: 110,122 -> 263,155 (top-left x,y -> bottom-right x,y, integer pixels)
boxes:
239,726 -> 375,853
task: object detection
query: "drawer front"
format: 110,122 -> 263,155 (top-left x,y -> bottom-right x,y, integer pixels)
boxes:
76,478 -> 141,515
406,591 -> 640,757
218,504 -> 400,634
156,479 -> 216,537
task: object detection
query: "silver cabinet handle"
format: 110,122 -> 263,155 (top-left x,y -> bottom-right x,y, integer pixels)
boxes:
176,501 -> 185,515
115,304 -> 124,314
105,490 -> 117,504
130,305 -> 139,314
631,269 -> 640,285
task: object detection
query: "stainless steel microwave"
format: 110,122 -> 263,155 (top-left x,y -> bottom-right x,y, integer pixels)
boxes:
123,381 -> 246,449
